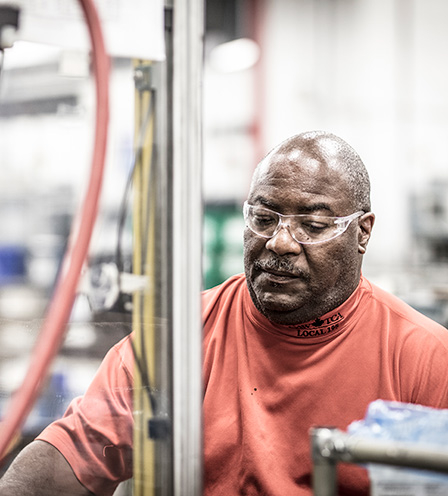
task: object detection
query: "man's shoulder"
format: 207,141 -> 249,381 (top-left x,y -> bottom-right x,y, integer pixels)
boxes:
101,334 -> 135,379
202,273 -> 247,322
202,273 -> 246,302
364,277 -> 448,338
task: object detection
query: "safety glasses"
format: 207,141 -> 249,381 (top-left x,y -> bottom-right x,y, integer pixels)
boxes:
243,202 -> 364,245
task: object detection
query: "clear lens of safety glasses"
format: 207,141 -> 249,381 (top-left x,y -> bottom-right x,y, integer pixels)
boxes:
243,202 -> 364,245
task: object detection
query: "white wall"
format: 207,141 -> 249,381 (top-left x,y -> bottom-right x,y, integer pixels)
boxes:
203,0 -> 448,296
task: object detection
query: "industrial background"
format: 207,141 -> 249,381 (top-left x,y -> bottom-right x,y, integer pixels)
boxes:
0,0 -> 447,494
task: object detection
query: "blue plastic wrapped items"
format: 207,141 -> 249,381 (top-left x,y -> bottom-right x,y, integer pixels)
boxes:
348,400 -> 448,496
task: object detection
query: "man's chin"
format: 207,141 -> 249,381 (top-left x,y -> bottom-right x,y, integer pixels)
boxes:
261,308 -> 307,326
255,294 -> 309,324
247,277 -> 314,324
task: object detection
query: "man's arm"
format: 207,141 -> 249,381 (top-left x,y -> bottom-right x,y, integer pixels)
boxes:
0,440 -> 94,495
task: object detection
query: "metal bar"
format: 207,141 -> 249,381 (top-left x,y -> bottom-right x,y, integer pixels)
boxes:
171,0 -> 204,495
152,15 -> 174,493
344,436 -> 448,473
311,427 -> 448,496
310,428 -> 338,496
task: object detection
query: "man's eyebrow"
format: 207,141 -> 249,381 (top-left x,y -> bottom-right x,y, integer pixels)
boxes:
252,197 -> 334,214
250,196 -> 276,209
297,203 -> 334,214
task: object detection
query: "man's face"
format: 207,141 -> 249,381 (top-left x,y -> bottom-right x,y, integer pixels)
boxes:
244,151 -> 366,325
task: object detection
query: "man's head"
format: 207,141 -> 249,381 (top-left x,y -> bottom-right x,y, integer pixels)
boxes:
243,131 -> 375,325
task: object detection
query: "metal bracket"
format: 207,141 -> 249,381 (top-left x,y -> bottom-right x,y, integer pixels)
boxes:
134,64 -> 155,93
148,417 -> 171,440
0,6 -> 20,49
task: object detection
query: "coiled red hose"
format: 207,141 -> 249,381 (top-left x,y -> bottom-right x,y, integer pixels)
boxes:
0,0 -> 110,462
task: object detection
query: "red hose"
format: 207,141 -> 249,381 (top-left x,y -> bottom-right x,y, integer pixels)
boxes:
0,0 -> 109,462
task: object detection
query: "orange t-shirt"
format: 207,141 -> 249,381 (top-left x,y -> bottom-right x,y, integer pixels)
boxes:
202,274 -> 448,495
38,274 -> 448,495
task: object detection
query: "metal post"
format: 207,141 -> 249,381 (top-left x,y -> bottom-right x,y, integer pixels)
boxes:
310,428 -> 339,496
172,0 -> 204,495
310,427 -> 448,495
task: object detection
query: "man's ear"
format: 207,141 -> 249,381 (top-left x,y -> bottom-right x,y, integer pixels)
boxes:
358,212 -> 375,254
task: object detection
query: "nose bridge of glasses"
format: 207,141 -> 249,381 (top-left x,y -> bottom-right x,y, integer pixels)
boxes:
266,219 -> 303,253
276,213 -> 294,234
271,214 -> 301,246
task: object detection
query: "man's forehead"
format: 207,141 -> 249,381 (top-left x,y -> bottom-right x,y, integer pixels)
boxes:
255,149 -> 338,182
250,147 -> 353,213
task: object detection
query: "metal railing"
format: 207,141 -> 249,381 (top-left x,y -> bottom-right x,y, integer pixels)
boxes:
310,427 -> 448,496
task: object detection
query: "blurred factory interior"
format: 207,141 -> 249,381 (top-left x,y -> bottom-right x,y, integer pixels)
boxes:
0,0 -> 448,493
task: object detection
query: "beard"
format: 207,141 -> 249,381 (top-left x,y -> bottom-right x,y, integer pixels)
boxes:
244,254 -> 313,324
244,254 -> 360,326
243,227 -> 362,325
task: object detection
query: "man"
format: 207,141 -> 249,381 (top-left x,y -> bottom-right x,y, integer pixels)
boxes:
1,131 -> 448,495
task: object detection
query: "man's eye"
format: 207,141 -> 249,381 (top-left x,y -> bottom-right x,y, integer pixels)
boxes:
253,215 -> 276,226
302,222 -> 330,232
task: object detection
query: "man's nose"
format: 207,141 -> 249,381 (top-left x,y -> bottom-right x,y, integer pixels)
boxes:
265,224 -> 303,256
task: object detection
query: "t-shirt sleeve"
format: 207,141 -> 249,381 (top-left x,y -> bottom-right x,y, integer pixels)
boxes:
36,335 -> 134,496
399,324 -> 448,408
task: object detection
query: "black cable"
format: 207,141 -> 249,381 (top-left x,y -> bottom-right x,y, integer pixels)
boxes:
129,336 -> 157,413
141,123 -> 157,277
114,88 -> 158,414
115,88 -> 156,277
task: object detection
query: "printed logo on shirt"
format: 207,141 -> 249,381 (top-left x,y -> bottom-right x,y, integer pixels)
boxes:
290,312 -> 344,338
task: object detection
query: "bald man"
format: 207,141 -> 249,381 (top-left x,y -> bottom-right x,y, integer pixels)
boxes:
2,131 -> 448,495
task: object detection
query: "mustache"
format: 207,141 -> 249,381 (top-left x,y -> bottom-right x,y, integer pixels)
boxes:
253,257 -> 310,281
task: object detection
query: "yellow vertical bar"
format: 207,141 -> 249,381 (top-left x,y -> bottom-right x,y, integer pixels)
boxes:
142,81 -> 156,386
133,60 -> 156,496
